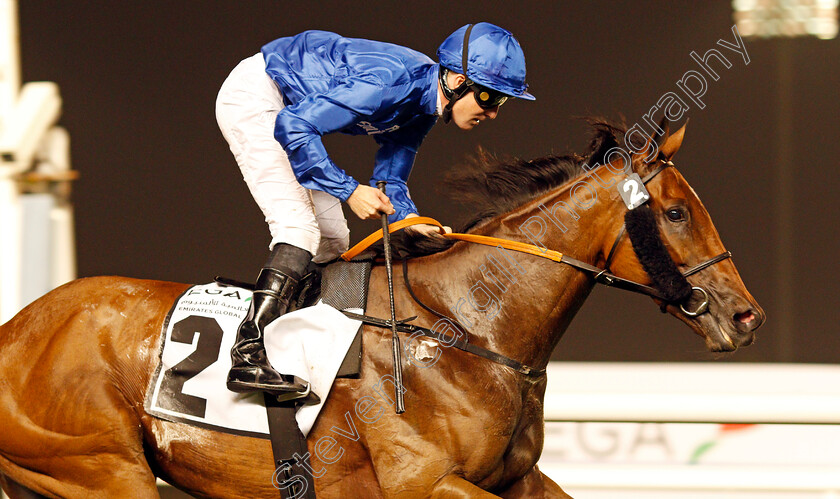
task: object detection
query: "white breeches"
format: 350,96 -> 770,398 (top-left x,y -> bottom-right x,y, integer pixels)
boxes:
215,53 -> 350,263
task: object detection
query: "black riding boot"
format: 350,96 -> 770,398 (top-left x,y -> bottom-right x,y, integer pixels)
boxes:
227,243 -> 312,395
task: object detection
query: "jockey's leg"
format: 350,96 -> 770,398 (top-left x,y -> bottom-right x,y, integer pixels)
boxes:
227,242 -> 312,394
217,53 -> 324,395
310,189 -> 350,264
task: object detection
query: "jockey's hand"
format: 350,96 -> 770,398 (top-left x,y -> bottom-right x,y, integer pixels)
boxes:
404,213 -> 452,238
347,184 -> 394,220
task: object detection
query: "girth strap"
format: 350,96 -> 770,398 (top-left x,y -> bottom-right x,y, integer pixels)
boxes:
340,308 -> 545,378
264,395 -> 317,499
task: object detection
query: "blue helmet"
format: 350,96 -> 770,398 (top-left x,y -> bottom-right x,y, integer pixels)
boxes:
437,23 -> 535,101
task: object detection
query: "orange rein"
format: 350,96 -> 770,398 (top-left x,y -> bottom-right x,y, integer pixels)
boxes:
340,216 -> 564,263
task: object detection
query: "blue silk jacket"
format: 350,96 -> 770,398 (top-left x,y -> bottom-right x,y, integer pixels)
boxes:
262,31 -> 440,222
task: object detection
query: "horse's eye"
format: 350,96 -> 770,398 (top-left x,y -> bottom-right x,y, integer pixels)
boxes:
666,208 -> 686,222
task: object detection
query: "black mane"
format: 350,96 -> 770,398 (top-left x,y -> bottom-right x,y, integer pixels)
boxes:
385,119 -> 633,258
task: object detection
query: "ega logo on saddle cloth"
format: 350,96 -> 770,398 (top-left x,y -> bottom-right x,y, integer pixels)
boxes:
144,282 -> 362,438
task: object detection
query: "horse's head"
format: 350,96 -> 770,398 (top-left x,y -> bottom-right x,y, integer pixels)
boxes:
409,122 -> 764,354
606,122 -> 765,352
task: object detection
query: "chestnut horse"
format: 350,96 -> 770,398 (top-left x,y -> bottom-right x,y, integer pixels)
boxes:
0,122 -> 764,498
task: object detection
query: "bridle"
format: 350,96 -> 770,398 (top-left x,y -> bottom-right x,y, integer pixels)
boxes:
339,158 -> 733,377
561,159 -> 731,316
419,159 -> 731,317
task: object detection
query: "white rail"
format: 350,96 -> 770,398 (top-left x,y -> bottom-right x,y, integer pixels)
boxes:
0,0 -> 19,115
542,362 -> 840,424
539,362 -> 840,497
0,0 -> 76,323
0,0 -> 20,325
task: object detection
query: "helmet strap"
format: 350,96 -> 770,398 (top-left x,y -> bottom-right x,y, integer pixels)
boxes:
440,69 -> 471,124
440,24 -> 475,125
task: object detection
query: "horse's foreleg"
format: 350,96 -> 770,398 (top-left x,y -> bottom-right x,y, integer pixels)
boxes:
0,448 -> 159,499
0,474 -> 48,499
498,466 -> 572,499
428,475 -> 501,498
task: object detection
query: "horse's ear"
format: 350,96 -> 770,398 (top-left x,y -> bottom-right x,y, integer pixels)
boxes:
633,118 -> 685,177
654,116 -> 669,150
660,120 -> 688,160
630,117 -> 668,176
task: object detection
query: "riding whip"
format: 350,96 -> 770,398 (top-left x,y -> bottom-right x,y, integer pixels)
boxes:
377,181 -> 406,414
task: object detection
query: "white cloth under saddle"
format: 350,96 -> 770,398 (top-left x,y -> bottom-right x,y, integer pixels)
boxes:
144,282 -> 362,437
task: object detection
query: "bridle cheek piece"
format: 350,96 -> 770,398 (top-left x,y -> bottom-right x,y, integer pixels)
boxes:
600,159 -> 731,316
338,160 -> 733,379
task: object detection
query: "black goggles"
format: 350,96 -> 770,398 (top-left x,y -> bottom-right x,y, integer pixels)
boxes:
469,82 -> 509,109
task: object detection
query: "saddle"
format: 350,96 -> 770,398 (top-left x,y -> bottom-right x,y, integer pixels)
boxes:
217,258 -> 371,380
205,222 -> 450,498
210,260 -> 371,499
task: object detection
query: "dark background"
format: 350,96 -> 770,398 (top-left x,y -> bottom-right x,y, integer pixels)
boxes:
18,1 -> 840,364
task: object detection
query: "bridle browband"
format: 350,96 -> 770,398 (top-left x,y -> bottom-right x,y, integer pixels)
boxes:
339,159 -> 733,377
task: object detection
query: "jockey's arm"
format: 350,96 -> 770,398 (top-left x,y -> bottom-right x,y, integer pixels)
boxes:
371,123 -> 450,235
370,121 -> 435,222
273,75 -> 385,204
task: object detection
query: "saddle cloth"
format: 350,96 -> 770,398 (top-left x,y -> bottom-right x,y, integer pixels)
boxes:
144,261 -> 370,438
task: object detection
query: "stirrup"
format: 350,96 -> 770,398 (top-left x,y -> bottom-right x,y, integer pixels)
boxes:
275,378 -> 321,406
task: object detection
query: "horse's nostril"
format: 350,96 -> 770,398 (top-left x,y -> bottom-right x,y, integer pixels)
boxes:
734,310 -> 756,325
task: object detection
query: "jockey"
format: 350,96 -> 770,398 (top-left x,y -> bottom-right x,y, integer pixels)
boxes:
215,22 -> 535,396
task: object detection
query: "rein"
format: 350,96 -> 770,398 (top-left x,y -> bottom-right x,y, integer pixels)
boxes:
341,162 -> 730,306
338,160 -> 732,376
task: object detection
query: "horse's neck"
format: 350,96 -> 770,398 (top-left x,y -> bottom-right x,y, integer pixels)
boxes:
412,173 -> 626,369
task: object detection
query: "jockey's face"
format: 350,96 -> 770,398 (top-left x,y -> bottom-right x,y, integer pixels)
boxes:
442,73 -> 500,130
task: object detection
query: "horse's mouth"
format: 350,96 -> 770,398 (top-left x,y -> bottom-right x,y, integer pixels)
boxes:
670,298 -> 763,353
701,309 -> 761,352
707,323 -> 740,352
